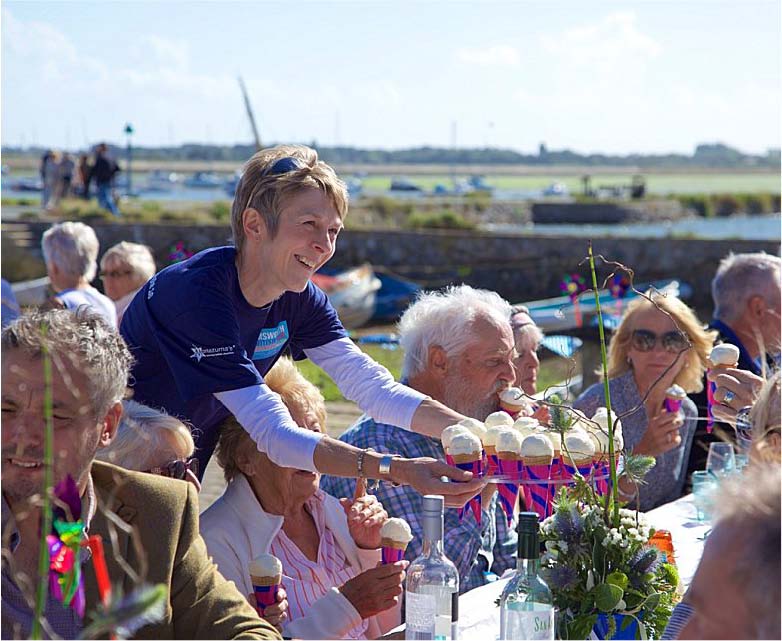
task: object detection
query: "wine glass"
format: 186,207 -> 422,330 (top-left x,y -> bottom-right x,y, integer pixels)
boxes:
706,442 -> 736,479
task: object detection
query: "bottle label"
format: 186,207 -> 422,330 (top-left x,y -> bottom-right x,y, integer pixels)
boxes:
501,603 -> 555,640
406,591 -> 437,634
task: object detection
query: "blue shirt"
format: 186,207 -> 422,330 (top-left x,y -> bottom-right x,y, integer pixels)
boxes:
320,415 -> 517,594
120,246 -> 347,473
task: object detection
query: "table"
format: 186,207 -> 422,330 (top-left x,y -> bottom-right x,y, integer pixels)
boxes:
645,493 -> 708,591
435,494 -> 708,639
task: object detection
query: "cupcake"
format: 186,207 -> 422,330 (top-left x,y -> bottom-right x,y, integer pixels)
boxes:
562,431 -> 596,481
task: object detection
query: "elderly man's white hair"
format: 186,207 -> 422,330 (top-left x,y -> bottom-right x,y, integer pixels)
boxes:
712,252 -> 781,323
398,284 -> 512,379
41,221 -> 100,282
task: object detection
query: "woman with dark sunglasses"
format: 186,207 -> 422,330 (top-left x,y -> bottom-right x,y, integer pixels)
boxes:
574,293 -> 716,510
96,400 -> 202,492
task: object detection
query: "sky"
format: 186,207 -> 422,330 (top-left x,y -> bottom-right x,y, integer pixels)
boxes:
2,1 -> 780,155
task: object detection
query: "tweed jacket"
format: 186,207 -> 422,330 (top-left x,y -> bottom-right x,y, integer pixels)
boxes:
84,461 -> 280,639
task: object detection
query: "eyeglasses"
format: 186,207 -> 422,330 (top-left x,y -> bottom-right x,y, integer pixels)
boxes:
736,404 -> 781,442
146,457 -> 199,481
100,269 -> 133,279
630,329 -> 689,353
243,156 -> 306,211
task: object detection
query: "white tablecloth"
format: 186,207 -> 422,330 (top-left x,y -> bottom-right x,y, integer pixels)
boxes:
449,494 -> 707,640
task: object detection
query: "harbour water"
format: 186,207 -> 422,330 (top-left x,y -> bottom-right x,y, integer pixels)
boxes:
483,214 -> 781,241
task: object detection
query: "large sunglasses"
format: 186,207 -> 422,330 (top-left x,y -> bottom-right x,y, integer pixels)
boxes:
146,457 -> 199,481
630,329 -> 689,353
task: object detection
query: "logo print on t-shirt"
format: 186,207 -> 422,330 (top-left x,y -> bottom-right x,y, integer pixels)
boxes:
189,344 -> 236,363
253,321 -> 290,360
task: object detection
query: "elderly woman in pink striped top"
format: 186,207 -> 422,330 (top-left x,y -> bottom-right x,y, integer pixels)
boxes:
201,357 -> 404,639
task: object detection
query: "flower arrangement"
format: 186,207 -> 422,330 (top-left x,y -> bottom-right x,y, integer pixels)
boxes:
539,481 -> 679,639
534,245 -> 679,639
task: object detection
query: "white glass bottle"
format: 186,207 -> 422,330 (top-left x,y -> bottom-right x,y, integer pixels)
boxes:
499,512 -> 555,640
405,495 -> 459,640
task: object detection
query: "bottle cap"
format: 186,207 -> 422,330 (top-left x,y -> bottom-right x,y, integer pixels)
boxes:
422,495 -> 445,515
517,511 -> 539,533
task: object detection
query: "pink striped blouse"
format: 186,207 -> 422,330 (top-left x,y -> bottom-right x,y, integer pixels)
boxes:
269,491 -> 369,639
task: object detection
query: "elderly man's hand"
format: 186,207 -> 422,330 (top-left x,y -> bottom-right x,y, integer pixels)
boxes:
391,457 -> 487,508
340,477 -> 389,549
708,367 -> 764,426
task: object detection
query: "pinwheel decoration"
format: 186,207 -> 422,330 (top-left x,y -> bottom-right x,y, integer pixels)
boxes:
559,273 -> 587,327
48,476 -> 87,617
167,241 -> 194,265
608,273 -> 632,316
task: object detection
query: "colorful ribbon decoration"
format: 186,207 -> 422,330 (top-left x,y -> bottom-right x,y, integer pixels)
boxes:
455,459 -> 484,524
524,464 -> 553,521
167,241 -> 194,265
48,476 -> 87,618
496,455 -> 522,527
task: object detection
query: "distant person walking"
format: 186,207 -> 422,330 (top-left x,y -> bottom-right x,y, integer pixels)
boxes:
93,143 -> 121,216
40,149 -> 60,210
77,152 -> 92,198
58,152 -> 75,199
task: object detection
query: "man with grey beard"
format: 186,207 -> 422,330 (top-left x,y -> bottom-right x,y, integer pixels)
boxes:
321,285 -> 518,593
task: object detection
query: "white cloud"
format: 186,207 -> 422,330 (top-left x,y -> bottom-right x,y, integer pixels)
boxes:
456,45 -> 520,66
540,11 -> 661,69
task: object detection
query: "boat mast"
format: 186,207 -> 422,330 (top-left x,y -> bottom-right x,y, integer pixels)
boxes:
238,76 -> 262,151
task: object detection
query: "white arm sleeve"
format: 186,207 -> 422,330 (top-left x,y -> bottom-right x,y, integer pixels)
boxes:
214,384 -> 325,472
305,337 -> 427,430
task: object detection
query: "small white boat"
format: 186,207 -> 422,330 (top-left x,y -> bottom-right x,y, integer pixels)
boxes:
312,264 -> 381,329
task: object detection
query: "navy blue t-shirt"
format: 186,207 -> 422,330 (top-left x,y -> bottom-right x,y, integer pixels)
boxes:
120,246 -> 347,474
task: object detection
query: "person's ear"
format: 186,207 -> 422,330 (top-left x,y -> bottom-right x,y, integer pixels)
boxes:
99,401 -> 123,447
747,295 -> 766,323
428,345 -> 449,378
242,208 -> 268,244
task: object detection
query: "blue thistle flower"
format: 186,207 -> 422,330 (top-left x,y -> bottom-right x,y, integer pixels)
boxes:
541,565 -> 579,591
553,504 -> 584,545
628,546 -> 662,588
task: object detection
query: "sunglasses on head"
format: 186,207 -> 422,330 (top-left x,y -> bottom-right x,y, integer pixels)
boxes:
243,156 -> 306,211
146,457 -> 199,481
630,329 -> 689,353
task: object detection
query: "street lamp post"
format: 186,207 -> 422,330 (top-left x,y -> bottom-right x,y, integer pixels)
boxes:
124,123 -> 134,196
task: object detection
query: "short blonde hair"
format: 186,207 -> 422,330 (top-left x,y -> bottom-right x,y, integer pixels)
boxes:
97,400 -> 194,471
216,357 -> 327,482
42,221 -> 100,281
750,370 -> 781,464
606,293 -> 716,393
230,145 -> 348,254
100,241 -> 156,287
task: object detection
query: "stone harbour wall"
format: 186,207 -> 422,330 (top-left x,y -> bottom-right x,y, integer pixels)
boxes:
3,221 -> 778,313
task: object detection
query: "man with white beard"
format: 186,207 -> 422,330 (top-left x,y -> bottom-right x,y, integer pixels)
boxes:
321,285 -> 518,593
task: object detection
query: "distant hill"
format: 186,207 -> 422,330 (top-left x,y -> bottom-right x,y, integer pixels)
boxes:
3,142 -> 779,169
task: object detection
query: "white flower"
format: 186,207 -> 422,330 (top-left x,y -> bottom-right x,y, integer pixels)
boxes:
627,527 -> 639,537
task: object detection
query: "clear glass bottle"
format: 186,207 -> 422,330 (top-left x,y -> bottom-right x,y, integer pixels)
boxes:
499,512 -> 555,640
405,495 -> 459,640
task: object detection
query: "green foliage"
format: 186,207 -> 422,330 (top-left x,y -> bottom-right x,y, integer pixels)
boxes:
713,193 -> 741,217
366,196 -> 413,219
209,201 -> 231,222
464,190 -> 492,212
676,194 -> 713,217
406,209 -> 476,230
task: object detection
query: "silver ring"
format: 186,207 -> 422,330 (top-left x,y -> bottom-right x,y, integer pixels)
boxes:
723,390 -> 736,404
